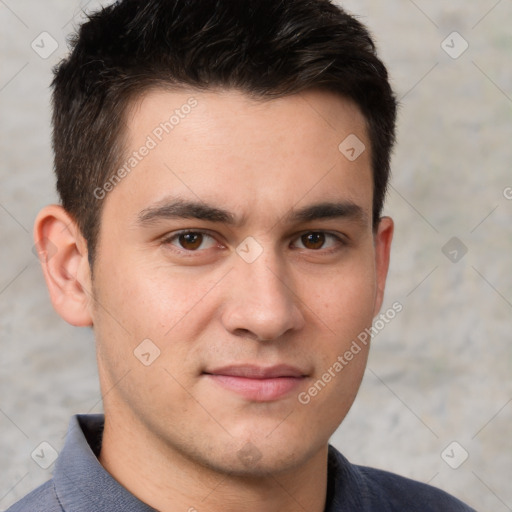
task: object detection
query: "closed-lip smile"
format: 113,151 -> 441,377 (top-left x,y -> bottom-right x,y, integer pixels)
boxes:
203,364 -> 308,401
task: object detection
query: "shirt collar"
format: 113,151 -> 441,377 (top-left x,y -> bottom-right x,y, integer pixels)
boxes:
54,414 -> 156,512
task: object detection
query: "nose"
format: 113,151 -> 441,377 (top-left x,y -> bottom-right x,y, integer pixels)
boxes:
220,249 -> 305,342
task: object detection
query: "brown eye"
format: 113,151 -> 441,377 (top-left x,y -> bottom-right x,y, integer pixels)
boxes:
178,232 -> 204,250
293,231 -> 344,252
164,231 -> 217,252
162,229 -> 225,262
300,232 -> 326,250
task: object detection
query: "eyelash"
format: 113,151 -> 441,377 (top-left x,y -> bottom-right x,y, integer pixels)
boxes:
161,229 -> 346,255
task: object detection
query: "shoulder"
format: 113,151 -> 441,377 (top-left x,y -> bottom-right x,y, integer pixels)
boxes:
328,446 -> 477,511
355,464 -> 477,511
5,480 -> 63,512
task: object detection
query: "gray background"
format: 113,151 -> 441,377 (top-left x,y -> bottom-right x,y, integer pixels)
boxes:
1,1 -> 511,510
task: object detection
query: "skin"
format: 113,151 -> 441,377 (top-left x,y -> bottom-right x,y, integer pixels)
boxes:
35,88 -> 393,512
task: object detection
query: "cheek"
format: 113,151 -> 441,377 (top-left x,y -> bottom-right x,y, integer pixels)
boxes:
91,252 -> 208,413
302,265 -> 376,429
93,247 -> 205,334
306,254 -> 377,343
91,247 -> 228,382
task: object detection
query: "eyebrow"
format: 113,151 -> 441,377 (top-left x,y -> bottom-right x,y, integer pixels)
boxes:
136,197 -> 368,227
138,198 -> 238,226
283,201 -> 367,225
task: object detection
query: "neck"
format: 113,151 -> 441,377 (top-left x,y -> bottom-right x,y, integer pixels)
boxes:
98,412 -> 329,512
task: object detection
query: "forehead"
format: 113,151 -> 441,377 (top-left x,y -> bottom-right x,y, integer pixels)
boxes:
106,87 -> 373,227
127,87 -> 368,151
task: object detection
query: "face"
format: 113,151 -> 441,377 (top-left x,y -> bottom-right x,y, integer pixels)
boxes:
89,88 -> 392,475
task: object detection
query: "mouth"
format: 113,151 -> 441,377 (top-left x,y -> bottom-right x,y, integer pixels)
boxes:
203,364 -> 308,402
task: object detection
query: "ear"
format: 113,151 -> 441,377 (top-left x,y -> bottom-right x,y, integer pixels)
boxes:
33,204 -> 93,327
372,216 -> 394,317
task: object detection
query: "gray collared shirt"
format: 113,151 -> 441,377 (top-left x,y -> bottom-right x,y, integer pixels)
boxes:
7,414 -> 476,511
8,415 -> 155,512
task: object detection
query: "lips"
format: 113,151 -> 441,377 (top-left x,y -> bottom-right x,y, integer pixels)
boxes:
203,364 -> 308,402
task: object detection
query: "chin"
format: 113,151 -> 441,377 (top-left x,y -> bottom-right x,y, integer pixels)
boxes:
203,448 -> 307,478
191,431 -> 324,478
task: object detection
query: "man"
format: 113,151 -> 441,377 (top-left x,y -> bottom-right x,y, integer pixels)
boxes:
9,0 -> 476,510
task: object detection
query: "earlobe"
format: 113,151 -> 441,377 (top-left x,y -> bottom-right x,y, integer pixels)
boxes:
373,216 -> 394,317
33,205 -> 93,327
